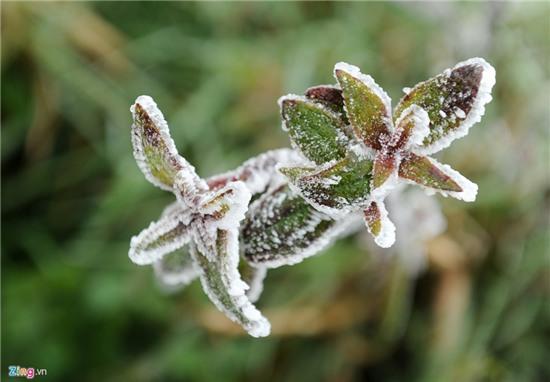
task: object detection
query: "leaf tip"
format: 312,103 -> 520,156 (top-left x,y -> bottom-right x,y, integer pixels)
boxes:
364,201 -> 396,248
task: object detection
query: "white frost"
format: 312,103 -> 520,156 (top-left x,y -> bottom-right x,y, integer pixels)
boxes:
174,169 -> 208,209
364,201 -> 396,248
200,181 -> 252,231
244,265 -> 267,303
454,107 -> 466,119
129,211 -> 192,265
395,104 -> 430,150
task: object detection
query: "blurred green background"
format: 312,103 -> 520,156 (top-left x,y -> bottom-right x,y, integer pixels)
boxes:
2,2 -> 549,381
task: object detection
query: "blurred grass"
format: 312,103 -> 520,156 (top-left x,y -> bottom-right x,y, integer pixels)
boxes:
2,2 -> 549,382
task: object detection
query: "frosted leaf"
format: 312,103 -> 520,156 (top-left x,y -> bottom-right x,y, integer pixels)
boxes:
242,184 -> 351,268
153,246 -> 199,289
207,149 -> 300,195
363,200 -> 396,248
198,181 -> 252,231
279,155 -> 374,216
398,153 -> 460,192
279,95 -> 348,165
129,210 -> 192,265
180,181 -> 251,263
372,152 -> 397,191
304,85 -> 359,142
393,58 -> 495,155
305,85 -> 357,141
174,169 -> 208,209
189,221 -> 217,263
304,85 -> 347,118
130,96 -> 205,192
398,153 -> 478,202
239,262 -> 267,303
191,229 -> 271,337
391,104 -> 430,151
334,62 -> 392,150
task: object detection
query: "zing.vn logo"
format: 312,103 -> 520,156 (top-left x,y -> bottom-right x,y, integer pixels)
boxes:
8,366 -> 47,379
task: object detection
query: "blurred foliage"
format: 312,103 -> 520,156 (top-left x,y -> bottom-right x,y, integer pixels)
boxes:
2,2 -> 549,382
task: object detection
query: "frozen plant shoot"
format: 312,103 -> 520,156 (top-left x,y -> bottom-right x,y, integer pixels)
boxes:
128,58 -> 495,337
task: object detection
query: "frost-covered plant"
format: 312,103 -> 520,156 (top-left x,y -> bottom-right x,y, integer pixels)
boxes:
129,58 -> 495,337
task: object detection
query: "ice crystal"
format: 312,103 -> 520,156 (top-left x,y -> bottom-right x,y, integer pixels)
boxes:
128,58 -> 494,337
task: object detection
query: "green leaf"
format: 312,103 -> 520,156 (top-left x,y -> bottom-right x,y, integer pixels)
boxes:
279,155 -> 374,215
131,95 -> 204,192
334,62 -> 392,150
280,96 -> 348,164
398,153 -> 462,192
393,58 -> 495,154
242,185 -> 346,267
191,229 -> 271,337
129,210 -> 192,265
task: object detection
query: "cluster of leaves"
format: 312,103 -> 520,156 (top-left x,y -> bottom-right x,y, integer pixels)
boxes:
129,58 -> 495,337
